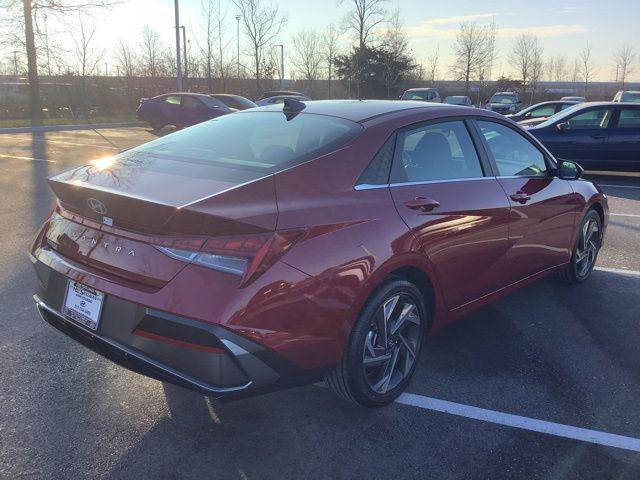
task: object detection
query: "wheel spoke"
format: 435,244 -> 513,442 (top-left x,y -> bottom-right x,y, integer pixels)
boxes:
398,333 -> 416,358
390,303 -> 418,336
373,346 -> 399,394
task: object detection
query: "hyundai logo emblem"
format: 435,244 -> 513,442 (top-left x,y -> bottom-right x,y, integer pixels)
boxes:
87,197 -> 107,215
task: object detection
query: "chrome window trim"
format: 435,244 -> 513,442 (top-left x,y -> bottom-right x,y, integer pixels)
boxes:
354,183 -> 390,191
390,176 -> 493,188
355,176 -> 494,190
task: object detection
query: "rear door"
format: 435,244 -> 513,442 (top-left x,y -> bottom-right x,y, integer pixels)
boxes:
474,120 -> 579,282
607,106 -> 640,170
389,119 -> 512,311
182,95 -> 212,125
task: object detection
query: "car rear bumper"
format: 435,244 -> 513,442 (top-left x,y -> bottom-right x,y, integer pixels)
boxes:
31,258 -> 313,400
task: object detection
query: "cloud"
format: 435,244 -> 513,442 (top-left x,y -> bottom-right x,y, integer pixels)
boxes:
404,22 -> 588,41
423,13 -> 498,25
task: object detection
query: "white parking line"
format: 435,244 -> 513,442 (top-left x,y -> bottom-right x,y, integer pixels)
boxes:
610,213 -> 640,218
396,393 -> 640,453
30,138 -> 120,150
595,266 -> 640,277
599,184 -> 640,189
0,153 -> 55,163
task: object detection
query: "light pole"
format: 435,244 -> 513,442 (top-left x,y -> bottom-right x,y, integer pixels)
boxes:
236,15 -> 241,78
180,25 -> 187,89
174,0 -> 183,91
273,44 -> 284,89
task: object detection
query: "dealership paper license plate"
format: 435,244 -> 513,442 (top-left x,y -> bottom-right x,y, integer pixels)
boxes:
62,281 -> 104,331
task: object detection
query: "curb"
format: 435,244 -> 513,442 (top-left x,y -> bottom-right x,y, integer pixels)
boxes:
0,121 -> 147,135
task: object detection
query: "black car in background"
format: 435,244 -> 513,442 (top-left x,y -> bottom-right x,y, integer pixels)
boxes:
508,100 -> 581,125
484,92 -> 521,115
209,94 -> 257,110
529,102 -> 640,171
444,95 -> 474,106
258,90 -> 306,100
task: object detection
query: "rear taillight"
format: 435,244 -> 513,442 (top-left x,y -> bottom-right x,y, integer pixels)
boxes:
156,230 -> 305,285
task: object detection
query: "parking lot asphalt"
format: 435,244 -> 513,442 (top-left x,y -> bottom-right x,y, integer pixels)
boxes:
0,128 -> 639,479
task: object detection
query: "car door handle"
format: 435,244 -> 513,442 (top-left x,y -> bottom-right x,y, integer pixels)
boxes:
590,134 -> 606,140
404,197 -> 440,212
510,192 -> 531,204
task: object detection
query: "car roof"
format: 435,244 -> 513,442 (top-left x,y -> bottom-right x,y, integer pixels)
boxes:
254,99 -> 453,122
405,87 -> 437,91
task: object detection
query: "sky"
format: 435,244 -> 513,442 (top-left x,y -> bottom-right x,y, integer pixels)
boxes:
5,0 -> 640,81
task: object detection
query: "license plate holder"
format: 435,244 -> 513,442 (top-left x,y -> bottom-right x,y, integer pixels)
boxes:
62,281 -> 104,331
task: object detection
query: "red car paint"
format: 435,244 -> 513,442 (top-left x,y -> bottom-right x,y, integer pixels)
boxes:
31,101 -> 608,388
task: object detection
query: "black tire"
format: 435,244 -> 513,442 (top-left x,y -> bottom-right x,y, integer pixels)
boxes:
560,209 -> 602,284
150,121 -> 164,131
325,279 -> 427,407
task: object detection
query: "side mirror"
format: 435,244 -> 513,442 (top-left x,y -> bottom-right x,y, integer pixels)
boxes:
556,159 -> 583,180
557,122 -> 569,132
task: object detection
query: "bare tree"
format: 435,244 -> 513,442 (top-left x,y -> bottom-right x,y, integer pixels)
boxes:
199,0 -> 231,92
140,25 -> 162,77
72,15 -> 104,78
510,33 -> 542,91
545,54 -> 568,82
450,21 -> 495,94
291,30 -> 322,83
381,8 -> 409,97
426,47 -> 439,84
579,43 -> 596,95
233,0 -> 287,93
529,44 -> 544,102
200,0 -> 216,91
570,57 -> 580,84
614,45 -> 635,89
339,0 -> 387,49
321,23 -> 341,97
1,0 -> 117,123
113,39 -> 137,78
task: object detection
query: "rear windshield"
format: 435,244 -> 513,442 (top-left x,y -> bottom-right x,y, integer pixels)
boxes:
123,111 -> 362,173
490,94 -> 518,104
402,90 -> 435,100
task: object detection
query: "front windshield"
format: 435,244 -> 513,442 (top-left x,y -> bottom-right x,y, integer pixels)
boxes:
490,94 -> 517,104
123,111 -> 362,173
534,104 -> 582,128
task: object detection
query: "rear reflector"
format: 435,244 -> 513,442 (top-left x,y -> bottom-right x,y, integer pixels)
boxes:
132,328 -> 225,354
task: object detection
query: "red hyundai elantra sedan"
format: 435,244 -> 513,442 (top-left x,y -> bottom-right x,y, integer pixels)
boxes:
31,99 -> 608,407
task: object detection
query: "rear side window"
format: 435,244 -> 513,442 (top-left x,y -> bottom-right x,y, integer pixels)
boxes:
123,112 -> 362,173
477,121 -> 547,177
183,96 -> 203,108
356,135 -> 396,186
617,109 -> 640,128
165,95 -> 181,105
566,108 -> 612,129
392,121 -> 484,183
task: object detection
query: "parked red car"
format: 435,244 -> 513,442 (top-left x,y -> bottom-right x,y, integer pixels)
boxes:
136,93 -> 234,130
31,100 -> 608,407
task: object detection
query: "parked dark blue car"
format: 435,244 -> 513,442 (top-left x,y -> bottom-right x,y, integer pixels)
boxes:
529,102 -> 640,172
136,93 -> 234,130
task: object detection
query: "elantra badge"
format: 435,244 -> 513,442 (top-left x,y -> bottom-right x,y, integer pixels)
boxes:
87,197 -> 107,215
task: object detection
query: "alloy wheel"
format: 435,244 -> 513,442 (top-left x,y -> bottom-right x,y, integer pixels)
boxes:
363,294 -> 422,394
575,217 -> 600,277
